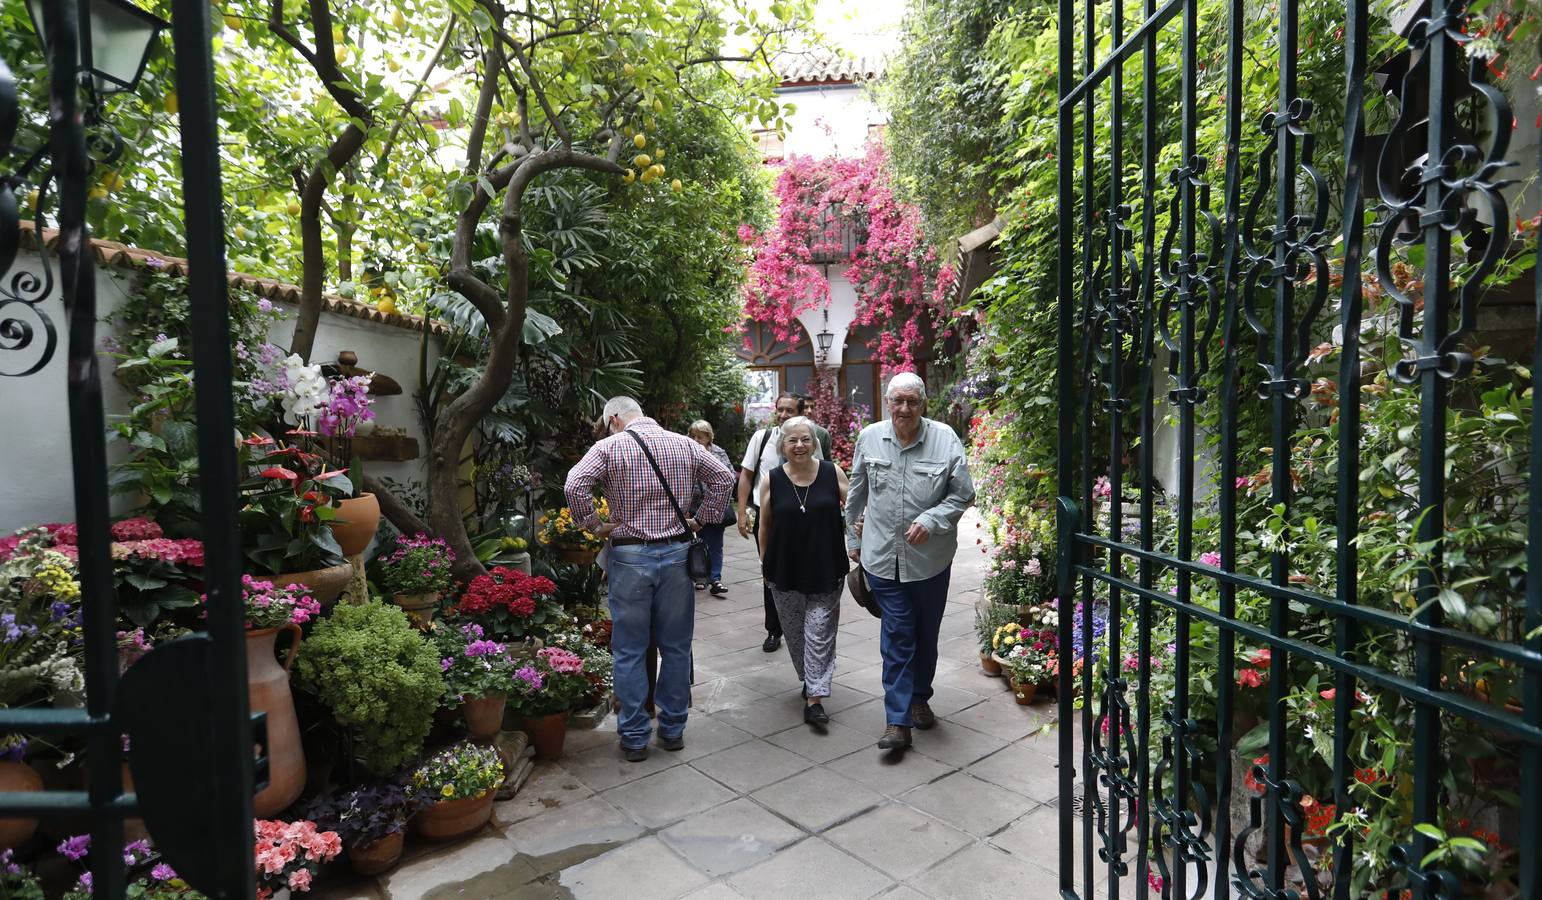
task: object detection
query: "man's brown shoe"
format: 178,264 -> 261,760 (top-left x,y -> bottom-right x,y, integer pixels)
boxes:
877,725 -> 912,750
910,703 -> 937,730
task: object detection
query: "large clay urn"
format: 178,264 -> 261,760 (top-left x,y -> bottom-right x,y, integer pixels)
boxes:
0,761 -> 41,849
270,563 -> 354,607
248,624 -> 306,817
330,493 -> 381,557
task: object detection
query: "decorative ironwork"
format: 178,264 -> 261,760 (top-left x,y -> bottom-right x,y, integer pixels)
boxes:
0,58 -> 59,377
1053,0 -> 1541,894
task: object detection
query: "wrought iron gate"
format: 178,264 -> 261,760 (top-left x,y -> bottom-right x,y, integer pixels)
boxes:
1,0 -> 256,895
1054,0 -> 1542,896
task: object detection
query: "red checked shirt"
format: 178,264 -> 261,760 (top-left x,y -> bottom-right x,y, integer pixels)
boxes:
564,418 -> 735,541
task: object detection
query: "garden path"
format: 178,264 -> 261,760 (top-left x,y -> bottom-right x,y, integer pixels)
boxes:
316,509 -> 1126,900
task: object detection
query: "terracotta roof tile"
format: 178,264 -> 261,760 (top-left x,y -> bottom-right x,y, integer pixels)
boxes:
775,52 -> 884,86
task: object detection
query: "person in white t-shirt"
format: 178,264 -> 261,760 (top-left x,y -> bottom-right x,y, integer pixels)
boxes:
736,393 -> 822,652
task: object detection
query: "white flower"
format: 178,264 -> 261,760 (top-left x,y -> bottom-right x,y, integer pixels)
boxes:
280,354 -> 327,424
1464,36 -> 1499,61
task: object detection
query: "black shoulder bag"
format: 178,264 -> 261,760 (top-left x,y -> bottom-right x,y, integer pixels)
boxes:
625,431 -> 712,581
747,427 -> 773,510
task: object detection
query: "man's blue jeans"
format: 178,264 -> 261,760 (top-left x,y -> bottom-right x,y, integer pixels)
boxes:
700,524 -> 726,582
608,542 -> 694,748
866,566 -> 951,728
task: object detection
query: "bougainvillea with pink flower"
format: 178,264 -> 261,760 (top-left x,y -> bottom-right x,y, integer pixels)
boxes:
741,145 -> 956,374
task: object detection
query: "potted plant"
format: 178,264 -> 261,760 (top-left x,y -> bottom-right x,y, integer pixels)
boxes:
447,566 -> 563,643
410,742 -> 504,841
998,624 -> 1057,705
536,501 -> 607,565
295,600 -> 446,776
317,371 -> 379,557
306,780 -> 417,876
238,434 -> 353,604
507,646 -> 592,759
252,818 -> 343,897
375,533 -> 457,627
431,622 -> 517,741
219,575 -> 321,816
0,739 -> 40,851
975,601 -> 1018,677
546,629 -> 615,717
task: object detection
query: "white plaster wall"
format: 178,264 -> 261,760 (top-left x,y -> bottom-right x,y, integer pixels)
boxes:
796,269 -> 861,368
775,82 -> 887,159
0,247 -> 438,532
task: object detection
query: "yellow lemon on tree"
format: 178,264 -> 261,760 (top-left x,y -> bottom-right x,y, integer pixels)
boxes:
400,175 -> 413,188
223,13 -> 240,29
334,46 -> 348,64
623,63 -> 635,77
655,147 -> 666,160
233,224 -> 248,240
415,240 -> 430,253
88,186 -> 107,200
633,132 -> 647,149
639,169 -> 656,184
622,169 -> 635,183
332,26 -> 345,44
422,184 -> 438,198
163,91 -> 178,114
392,9 -> 405,27
652,98 -> 663,113
387,58 -> 401,72
287,201 -> 301,216
633,153 -> 651,168
670,178 -> 683,193
26,190 -> 39,208
377,297 -> 398,316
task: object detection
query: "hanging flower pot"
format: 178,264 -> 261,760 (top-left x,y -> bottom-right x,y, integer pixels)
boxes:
980,651 -> 1004,677
392,591 -> 441,628
0,761 -> 41,850
270,562 -> 354,607
249,624 -> 308,817
348,830 -> 404,876
524,710 -> 570,759
462,694 -> 507,742
330,493 -> 381,557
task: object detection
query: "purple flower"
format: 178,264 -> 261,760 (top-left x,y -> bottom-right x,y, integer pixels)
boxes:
143,256 -> 165,269
58,833 -> 91,861
1,848 -> 20,875
465,639 -> 505,658
123,839 -> 150,865
513,665 -> 543,692
1199,551 -> 1222,567
76,871 -> 93,892
1,613 -> 37,643
441,657 -> 454,672
257,298 -> 274,313
151,863 -> 177,882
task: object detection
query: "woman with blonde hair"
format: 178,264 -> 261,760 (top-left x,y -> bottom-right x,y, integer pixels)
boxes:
688,419 -> 734,595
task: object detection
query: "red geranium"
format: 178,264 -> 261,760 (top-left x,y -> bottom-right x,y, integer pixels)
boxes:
453,567 -> 557,640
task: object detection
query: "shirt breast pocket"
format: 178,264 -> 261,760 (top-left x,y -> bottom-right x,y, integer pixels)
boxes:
913,462 -> 948,505
866,458 -> 893,491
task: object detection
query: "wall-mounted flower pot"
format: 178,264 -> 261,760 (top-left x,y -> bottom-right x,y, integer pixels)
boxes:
392,591 -> 440,628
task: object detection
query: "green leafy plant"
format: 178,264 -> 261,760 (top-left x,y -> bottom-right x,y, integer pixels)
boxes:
295,600 -> 444,776
237,435 -> 350,576
411,741 -> 504,802
429,622 -> 516,702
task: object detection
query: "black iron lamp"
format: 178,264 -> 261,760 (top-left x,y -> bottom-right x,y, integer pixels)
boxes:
26,0 -> 167,95
816,308 -> 834,366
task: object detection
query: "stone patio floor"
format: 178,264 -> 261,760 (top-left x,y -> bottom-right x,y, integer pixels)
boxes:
316,509 -> 1121,900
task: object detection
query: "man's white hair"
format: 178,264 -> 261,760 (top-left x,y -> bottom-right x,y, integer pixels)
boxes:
602,396 -> 644,422
885,372 -> 926,401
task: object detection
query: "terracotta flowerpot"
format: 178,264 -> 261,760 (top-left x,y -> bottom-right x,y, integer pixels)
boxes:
553,546 -> 599,566
1009,677 -> 1037,705
507,551 -> 532,574
330,493 -> 381,557
412,790 -> 494,841
980,651 -> 1004,677
462,694 -> 507,742
270,563 -> 354,607
524,710 -> 569,759
248,625 -> 307,817
348,830 -> 404,876
0,761 -> 41,850
392,591 -> 441,628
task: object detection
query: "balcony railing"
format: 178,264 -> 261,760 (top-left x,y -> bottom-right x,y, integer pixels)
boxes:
808,202 -> 867,264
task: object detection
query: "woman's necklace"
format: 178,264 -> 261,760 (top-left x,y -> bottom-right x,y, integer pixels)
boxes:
788,464 -> 816,513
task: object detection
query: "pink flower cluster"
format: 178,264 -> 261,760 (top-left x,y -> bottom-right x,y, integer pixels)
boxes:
253,818 -> 340,898
317,374 -> 374,438
111,517 -> 163,541
537,646 -> 584,674
111,537 -> 206,567
227,575 -> 322,629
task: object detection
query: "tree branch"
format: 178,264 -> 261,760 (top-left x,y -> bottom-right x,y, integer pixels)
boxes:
364,474 -> 429,536
378,17 -> 457,169
465,36 -> 505,174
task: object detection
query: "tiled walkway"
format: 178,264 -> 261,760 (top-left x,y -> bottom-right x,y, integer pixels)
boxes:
322,509 -> 1091,900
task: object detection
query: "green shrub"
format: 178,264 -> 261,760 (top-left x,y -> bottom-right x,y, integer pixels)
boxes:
296,600 -> 445,776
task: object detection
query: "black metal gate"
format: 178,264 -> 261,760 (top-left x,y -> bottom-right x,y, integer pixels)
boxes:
1,0 -> 255,895
1054,0 -> 1542,896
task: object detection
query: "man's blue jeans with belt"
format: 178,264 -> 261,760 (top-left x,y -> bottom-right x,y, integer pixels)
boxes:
608,541 -> 694,749
865,566 -> 951,727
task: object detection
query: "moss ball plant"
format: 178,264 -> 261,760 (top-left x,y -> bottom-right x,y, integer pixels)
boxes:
296,600 -> 445,776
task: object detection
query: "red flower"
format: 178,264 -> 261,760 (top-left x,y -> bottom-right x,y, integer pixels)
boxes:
1237,668 -> 1265,689
1244,754 -> 1269,794
1354,767 -> 1383,785
1248,648 -> 1271,668
242,434 -> 276,447
260,466 -> 299,481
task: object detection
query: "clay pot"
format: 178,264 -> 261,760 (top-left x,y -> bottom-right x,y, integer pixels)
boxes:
413,790 -> 494,841
248,624 -> 307,817
348,830 -> 404,876
270,563 -> 354,607
553,546 -> 599,566
507,552 -> 532,575
1009,677 -> 1037,706
524,711 -> 570,759
0,761 -> 41,850
980,651 -> 1004,677
392,591 -> 440,628
330,493 -> 381,557
462,694 -> 507,742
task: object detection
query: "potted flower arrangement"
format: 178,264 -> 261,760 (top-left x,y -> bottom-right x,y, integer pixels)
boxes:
216,575 -> 321,816
448,566 -> 562,642
998,624 -> 1057,705
105,517 -> 205,628
508,646 -> 592,759
545,629 -> 615,720
238,434 -> 352,604
252,818 -> 342,898
431,622 -> 517,741
536,500 -> 607,565
410,741 -> 505,841
375,533 -> 457,627
317,370 -> 379,557
974,601 -> 1018,677
306,780 -> 417,876
56,835 -> 206,899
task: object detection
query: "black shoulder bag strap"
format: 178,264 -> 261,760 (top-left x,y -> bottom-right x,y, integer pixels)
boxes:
748,427 -> 772,509
625,430 -> 711,579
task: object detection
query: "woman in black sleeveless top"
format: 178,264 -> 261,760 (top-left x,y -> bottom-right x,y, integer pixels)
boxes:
757,417 -> 850,725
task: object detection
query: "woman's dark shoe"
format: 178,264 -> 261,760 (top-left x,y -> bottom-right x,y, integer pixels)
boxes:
877,725 -> 912,750
804,703 -> 829,725
709,582 -> 728,596
762,633 -> 781,652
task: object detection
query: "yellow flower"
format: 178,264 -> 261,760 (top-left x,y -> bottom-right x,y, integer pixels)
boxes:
441,784 -> 454,797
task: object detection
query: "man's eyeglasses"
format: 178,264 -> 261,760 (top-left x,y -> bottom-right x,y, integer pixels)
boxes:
887,396 -> 922,409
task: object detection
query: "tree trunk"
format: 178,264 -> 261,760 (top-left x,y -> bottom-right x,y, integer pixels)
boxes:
289,123 -> 368,363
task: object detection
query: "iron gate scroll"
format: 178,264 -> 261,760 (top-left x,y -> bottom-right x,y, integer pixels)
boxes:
0,0 -> 256,895
1054,0 -> 1542,897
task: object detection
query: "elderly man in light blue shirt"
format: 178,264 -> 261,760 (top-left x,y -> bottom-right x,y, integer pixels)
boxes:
845,372 -> 975,752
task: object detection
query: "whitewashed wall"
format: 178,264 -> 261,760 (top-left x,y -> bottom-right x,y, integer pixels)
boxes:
0,247 -> 438,532
775,82 -> 886,160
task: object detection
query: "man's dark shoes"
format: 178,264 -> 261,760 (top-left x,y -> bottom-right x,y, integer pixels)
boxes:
622,745 -> 649,763
709,581 -> 728,596
804,703 -> 829,725
877,725 -> 912,750
910,703 -> 937,730
762,633 -> 781,652
658,734 -> 684,752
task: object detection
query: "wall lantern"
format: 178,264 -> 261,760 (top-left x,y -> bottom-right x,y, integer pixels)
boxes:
26,0 -> 167,95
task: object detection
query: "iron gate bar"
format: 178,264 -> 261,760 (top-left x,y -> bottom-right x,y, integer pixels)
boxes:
1077,0 -> 1097,886
1056,0 -> 1184,112
1525,120 -> 1542,900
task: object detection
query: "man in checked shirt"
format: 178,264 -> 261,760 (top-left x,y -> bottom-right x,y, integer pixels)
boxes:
565,396 -> 735,761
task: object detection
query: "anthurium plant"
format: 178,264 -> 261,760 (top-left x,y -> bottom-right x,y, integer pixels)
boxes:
238,434 -> 350,575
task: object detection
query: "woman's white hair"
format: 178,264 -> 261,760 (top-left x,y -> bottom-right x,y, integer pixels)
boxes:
885,371 -> 926,401
777,416 -> 823,458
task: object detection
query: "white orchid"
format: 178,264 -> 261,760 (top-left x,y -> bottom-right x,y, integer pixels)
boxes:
280,353 -> 327,425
